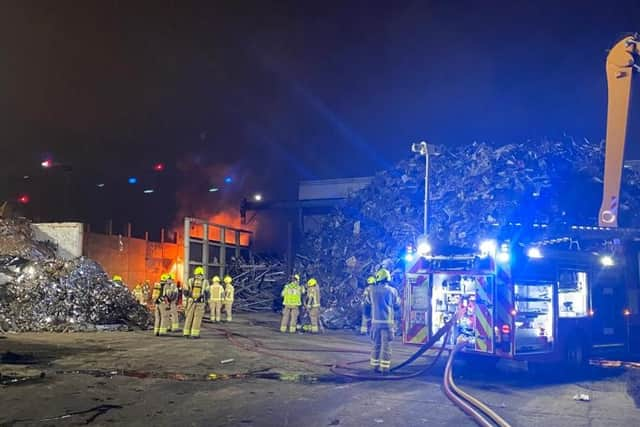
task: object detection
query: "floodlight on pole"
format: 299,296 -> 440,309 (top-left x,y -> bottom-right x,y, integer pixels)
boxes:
411,141 -> 437,236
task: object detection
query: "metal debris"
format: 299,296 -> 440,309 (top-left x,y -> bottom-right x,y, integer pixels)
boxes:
0,219 -> 151,332
296,138 -> 640,329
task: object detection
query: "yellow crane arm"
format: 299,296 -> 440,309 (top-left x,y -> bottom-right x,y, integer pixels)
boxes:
599,34 -> 639,227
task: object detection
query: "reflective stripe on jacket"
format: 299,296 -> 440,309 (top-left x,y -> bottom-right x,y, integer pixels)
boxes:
306,286 -> 320,308
281,283 -> 303,306
186,277 -> 210,301
209,283 -> 224,302
224,285 -> 234,302
364,284 -> 400,326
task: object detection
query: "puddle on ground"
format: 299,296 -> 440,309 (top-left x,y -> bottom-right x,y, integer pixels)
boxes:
0,371 -> 46,386
53,368 -> 352,384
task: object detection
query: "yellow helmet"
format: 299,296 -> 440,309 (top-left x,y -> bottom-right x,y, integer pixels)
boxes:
366,276 -> 376,285
293,274 -> 300,281
307,278 -> 317,286
194,266 -> 204,276
212,276 -> 221,283
375,268 -> 391,283
223,275 -> 232,284
160,273 -> 169,281
112,275 -> 123,282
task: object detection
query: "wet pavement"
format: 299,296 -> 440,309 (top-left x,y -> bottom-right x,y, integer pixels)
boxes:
1,313 -> 638,426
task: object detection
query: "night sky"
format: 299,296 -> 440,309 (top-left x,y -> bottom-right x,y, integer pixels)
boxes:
1,1 -> 640,239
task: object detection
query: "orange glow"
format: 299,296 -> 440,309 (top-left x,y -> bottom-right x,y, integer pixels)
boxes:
183,210 -> 254,246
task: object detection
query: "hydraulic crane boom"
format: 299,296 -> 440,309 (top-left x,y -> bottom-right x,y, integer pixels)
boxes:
599,34 -> 639,227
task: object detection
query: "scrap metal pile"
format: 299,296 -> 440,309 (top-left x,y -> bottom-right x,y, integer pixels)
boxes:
226,256 -> 287,313
0,218 -> 151,332
297,138 -> 640,328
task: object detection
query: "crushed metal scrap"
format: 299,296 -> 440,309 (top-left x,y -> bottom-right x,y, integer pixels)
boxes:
0,219 -> 151,332
296,138 -> 640,329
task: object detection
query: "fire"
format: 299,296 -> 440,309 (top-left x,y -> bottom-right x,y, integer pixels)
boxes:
178,209 -> 255,247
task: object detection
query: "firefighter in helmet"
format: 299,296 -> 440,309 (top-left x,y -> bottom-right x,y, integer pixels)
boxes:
305,278 -> 321,333
183,266 -> 210,338
166,273 -> 180,332
280,274 -> 305,333
209,276 -> 224,322
360,276 -> 376,334
223,275 -> 235,322
364,268 -> 400,374
152,274 -> 173,336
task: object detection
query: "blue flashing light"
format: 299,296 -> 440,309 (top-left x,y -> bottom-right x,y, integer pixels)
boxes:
497,251 -> 510,263
224,176 -> 233,184
128,177 -> 137,184
527,247 -> 543,259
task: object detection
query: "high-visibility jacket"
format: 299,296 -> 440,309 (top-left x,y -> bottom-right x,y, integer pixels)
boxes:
185,276 -> 210,302
224,284 -> 234,303
281,282 -> 304,306
306,285 -> 320,308
152,281 -> 176,303
363,283 -> 400,327
133,285 -> 144,299
209,283 -> 224,302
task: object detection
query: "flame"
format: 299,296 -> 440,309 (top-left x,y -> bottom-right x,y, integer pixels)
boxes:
177,209 -> 255,246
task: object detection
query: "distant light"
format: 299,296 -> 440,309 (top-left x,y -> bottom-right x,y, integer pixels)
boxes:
404,252 -> 414,262
417,242 -> 431,256
526,247 -> 543,259
23,175 -> 30,180
96,183 -> 105,188
128,177 -> 137,184
479,240 -> 497,257
17,194 -> 30,204
153,163 -> 165,172
253,193 -> 263,202
208,187 -> 219,193
600,255 -> 615,267
224,176 -> 233,184
497,251 -> 510,263
624,308 -> 631,316
143,189 -> 154,194
41,159 -> 52,168
588,309 -> 595,316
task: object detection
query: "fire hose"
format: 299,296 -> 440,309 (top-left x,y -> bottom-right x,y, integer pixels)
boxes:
210,318 -> 511,427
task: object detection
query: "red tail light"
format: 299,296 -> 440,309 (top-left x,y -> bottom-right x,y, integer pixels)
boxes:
501,324 -> 511,334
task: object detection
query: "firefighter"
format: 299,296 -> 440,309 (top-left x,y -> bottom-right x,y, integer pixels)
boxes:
209,276 -> 224,322
142,280 -> 151,305
223,275 -> 235,322
166,274 -> 180,332
305,278 -> 321,333
183,266 -> 210,338
133,283 -> 144,304
152,274 -> 171,336
112,275 -> 124,285
360,276 -> 376,334
364,268 -> 401,374
280,274 -> 304,333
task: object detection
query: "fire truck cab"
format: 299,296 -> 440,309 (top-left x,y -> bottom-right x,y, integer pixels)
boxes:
403,237 -> 640,366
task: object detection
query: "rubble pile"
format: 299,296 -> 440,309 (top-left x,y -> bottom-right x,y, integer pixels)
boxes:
0,219 -> 151,332
297,138 -> 640,328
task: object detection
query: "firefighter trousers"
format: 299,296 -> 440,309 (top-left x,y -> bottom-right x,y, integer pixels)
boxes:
209,300 -> 223,322
280,306 -> 299,333
360,312 -> 369,334
184,301 -> 205,337
154,303 -> 170,336
370,326 -> 393,371
168,301 -> 179,331
308,307 -> 320,333
224,302 -> 233,321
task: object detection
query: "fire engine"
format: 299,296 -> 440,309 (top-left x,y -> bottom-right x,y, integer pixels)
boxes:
403,231 -> 640,367
403,34 -> 640,367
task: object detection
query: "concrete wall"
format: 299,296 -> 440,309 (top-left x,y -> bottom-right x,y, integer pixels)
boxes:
298,176 -> 372,200
83,232 -> 179,288
32,222 -> 84,260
